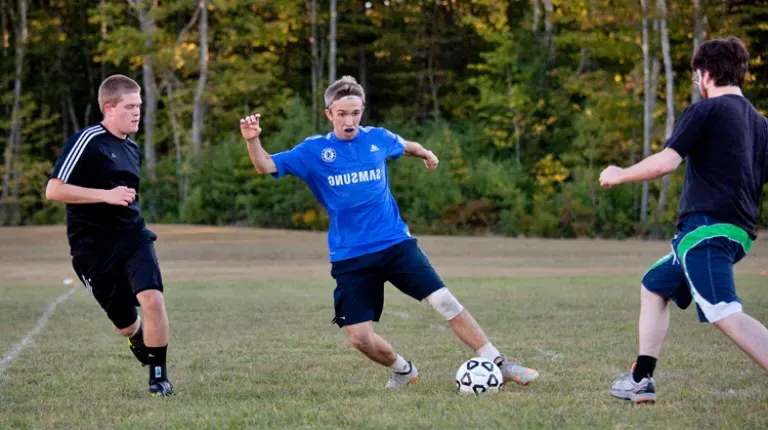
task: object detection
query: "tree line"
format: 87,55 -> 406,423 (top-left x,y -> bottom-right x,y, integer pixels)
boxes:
0,0 -> 766,238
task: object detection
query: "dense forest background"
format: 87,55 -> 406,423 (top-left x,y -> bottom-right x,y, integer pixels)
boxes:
1,0 -> 766,238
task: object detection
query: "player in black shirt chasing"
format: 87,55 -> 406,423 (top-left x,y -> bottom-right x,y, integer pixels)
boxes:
45,75 -> 174,397
600,36 -> 768,404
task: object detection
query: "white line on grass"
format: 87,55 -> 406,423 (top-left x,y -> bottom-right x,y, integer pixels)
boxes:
0,284 -> 78,377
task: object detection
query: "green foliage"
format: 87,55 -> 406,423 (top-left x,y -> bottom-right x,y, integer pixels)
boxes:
3,0 -> 767,238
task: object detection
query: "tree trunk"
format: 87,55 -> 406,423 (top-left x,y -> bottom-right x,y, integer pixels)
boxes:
532,0 -> 540,33
540,0 -> 555,87
632,127 -> 639,219
575,47 -> 589,76
655,0 -> 675,231
307,0 -> 319,132
640,0 -> 650,223
359,42 -> 368,123
426,4 -> 440,120
66,95 -> 80,131
165,79 -> 186,210
130,0 -> 157,181
328,0 -> 337,84
1,0 -> 8,56
505,67 -> 521,167
426,49 -> 440,120
692,0 -> 706,104
61,98 -> 69,141
640,0 -> 653,223
100,0 -> 106,82
191,0 -> 208,156
543,0 -> 554,51
84,103 -> 92,126
1,0 -> 26,225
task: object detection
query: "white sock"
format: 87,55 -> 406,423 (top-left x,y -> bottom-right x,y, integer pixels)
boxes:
476,343 -> 501,362
391,355 -> 409,373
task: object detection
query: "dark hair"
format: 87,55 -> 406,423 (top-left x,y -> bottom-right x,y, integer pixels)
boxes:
691,36 -> 750,87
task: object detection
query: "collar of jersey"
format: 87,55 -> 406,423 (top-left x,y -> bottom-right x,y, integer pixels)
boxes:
98,122 -> 130,144
328,129 -> 366,145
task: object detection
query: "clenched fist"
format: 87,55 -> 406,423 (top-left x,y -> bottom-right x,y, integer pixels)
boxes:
103,186 -> 136,206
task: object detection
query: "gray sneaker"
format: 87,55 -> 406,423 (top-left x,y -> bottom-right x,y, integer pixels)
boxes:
610,367 -> 656,404
495,356 -> 540,386
385,361 -> 419,389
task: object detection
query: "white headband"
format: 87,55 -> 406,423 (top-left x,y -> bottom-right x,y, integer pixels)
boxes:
326,95 -> 364,109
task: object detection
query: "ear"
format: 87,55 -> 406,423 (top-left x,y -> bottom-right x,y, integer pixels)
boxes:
324,108 -> 333,122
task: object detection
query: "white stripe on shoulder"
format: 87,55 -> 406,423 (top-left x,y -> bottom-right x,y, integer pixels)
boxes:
58,125 -> 102,181
305,134 -> 325,141
58,125 -> 105,183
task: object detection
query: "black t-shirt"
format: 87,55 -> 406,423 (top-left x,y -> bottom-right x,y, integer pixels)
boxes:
665,95 -> 768,238
50,123 -> 155,261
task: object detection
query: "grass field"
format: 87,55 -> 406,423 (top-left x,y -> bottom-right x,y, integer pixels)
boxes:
1,226 -> 768,429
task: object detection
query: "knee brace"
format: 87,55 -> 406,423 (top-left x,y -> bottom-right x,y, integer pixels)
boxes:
426,288 -> 464,320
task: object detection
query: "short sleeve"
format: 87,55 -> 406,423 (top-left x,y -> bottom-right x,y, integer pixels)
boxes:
50,127 -> 103,183
664,103 -> 709,159
271,142 -> 311,180
379,128 -> 407,160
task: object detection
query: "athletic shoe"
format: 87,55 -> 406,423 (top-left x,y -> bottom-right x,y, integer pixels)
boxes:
495,356 -> 540,386
385,361 -> 419,389
610,364 -> 656,404
149,380 -> 175,397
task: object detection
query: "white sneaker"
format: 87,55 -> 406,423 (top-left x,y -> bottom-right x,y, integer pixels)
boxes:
385,361 -> 419,389
495,356 -> 540,386
610,365 -> 657,404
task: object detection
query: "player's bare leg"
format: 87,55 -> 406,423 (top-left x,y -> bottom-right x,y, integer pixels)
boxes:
611,285 -> 667,404
345,321 -> 418,388
426,288 -> 539,386
136,290 -> 174,396
714,312 -> 768,372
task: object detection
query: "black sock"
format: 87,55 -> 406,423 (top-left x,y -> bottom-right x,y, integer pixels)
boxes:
129,324 -> 144,345
633,355 -> 657,383
147,345 -> 168,383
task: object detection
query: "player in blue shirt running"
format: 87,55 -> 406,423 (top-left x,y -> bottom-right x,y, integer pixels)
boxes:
240,76 -> 539,389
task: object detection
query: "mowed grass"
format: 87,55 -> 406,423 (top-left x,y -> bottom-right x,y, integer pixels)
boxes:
2,276 -> 768,429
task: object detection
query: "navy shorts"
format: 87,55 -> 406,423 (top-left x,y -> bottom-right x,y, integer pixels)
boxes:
642,215 -> 752,323
330,239 -> 446,327
72,241 -> 164,329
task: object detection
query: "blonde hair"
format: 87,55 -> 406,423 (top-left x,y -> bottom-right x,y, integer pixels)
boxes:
324,76 -> 366,109
98,74 -> 140,113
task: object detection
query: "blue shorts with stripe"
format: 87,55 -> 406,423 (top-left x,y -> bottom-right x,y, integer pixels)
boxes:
642,215 -> 753,323
330,239 -> 445,328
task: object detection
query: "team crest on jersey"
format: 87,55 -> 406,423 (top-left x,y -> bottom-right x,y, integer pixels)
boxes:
321,148 -> 336,162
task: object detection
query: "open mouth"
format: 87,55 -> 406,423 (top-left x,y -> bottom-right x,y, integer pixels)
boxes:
344,128 -> 355,133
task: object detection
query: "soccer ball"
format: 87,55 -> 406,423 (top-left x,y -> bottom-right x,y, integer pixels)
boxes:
455,357 -> 503,395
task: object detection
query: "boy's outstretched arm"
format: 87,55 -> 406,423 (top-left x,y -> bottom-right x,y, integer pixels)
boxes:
403,140 -> 439,170
599,148 -> 682,188
241,114 -> 277,175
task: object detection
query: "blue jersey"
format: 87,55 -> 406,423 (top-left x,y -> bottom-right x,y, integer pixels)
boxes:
271,126 -> 412,262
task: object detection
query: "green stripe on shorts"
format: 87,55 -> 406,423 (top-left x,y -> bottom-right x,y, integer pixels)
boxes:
677,223 -> 752,258
677,223 -> 752,303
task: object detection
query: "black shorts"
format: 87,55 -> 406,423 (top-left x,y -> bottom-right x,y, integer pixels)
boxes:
330,239 -> 445,328
72,241 -> 164,329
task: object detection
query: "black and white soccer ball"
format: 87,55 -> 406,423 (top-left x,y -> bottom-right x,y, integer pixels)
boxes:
455,357 -> 503,395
